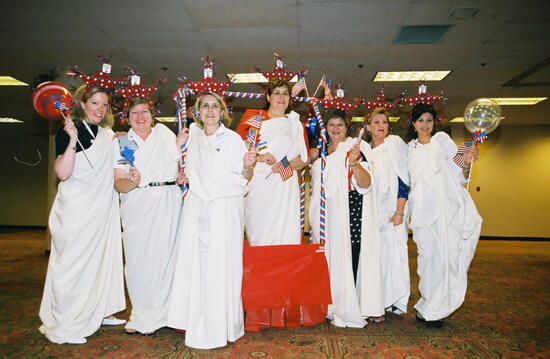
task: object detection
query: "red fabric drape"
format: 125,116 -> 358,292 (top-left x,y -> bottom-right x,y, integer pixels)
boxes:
242,244 -> 331,331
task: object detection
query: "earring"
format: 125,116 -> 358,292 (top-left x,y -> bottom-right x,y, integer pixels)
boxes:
414,128 -> 417,132
218,116 -> 223,124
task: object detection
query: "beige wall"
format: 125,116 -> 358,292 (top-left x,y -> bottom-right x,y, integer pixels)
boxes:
451,124 -> 550,238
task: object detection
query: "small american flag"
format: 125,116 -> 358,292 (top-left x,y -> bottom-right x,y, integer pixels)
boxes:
271,156 -> 293,181
453,140 -> 472,167
292,77 -> 307,97
54,100 -> 71,113
246,114 -> 263,130
247,128 -> 257,148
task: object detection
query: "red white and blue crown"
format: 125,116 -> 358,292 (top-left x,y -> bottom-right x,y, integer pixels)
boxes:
66,53 -> 119,98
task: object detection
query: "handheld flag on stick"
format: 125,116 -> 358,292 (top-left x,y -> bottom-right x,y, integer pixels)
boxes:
267,155 -> 293,181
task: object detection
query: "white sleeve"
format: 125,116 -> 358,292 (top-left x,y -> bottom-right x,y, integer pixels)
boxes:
226,133 -> 248,175
434,132 -> 466,185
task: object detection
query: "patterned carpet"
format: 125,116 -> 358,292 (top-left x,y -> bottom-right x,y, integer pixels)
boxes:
1,228 -> 549,358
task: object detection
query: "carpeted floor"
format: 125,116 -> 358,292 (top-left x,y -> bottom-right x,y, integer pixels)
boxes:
1,229 -> 549,358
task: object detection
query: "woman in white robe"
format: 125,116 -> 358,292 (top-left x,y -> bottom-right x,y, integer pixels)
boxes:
235,78 -> 310,329
39,86 -> 126,345
365,108 -> 411,317
407,103 -> 482,327
167,91 -> 257,349
309,108 -> 384,327
113,98 -> 182,335
236,78 -> 309,246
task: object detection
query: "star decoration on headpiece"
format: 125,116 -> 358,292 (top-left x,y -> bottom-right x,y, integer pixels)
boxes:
318,81 -> 358,112
182,55 -> 232,96
362,86 -> 398,114
260,52 -> 298,82
65,53 -> 119,98
117,67 -> 165,121
402,82 -> 446,106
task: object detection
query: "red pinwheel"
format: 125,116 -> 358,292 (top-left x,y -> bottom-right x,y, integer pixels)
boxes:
32,81 -> 72,120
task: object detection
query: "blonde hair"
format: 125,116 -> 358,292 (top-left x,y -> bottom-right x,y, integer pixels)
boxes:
367,107 -> 389,124
70,85 -> 114,128
366,107 -> 390,142
193,92 -> 232,128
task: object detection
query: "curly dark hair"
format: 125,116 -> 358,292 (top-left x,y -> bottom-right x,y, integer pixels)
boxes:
263,78 -> 292,113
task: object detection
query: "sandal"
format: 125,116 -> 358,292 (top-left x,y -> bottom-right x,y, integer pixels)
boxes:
368,316 -> 385,323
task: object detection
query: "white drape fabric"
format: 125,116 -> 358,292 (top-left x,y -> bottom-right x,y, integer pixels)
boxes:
117,124 -> 181,333
167,124 -> 248,349
40,127 -> 125,344
245,111 -> 309,246
367,135 -> 410,313
408,132 -> 482,321
309,137 -> 383,326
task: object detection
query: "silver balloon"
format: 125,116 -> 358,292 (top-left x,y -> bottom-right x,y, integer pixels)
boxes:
464,98 -> 502,134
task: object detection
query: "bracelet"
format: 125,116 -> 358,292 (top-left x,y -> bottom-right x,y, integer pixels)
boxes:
462,164 -> 471,171
394,212 -> 404,217
350,161 -> 359,167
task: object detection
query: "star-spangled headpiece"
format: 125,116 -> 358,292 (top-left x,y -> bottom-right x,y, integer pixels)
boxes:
402,82 -> 446,106
260,52 -> 298,82
362,86 -> 398,115
66,53 -> 119,99
183,55 -> 232,96
117,67 -> 165,121
318,81 -> 358,113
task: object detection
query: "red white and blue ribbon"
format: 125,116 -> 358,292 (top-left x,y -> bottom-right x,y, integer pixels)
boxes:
312,101 -> 327,244
174,88 -> 190,200
300,169 -> 306,233
473,130 -> 487,145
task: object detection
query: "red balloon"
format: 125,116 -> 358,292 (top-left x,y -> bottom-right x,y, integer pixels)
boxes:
32,81 -> 72,120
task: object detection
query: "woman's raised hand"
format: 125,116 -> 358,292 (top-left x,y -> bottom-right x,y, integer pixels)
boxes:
63,116 -> 78,143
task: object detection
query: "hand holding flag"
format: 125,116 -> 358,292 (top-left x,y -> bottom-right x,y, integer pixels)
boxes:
267,155 -> 293,181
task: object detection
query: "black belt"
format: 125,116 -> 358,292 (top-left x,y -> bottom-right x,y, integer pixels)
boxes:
146,181 -> 177,187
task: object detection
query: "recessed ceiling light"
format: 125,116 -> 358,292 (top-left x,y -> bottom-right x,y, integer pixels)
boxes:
449,7 -> 480,20
228,73 -> 298,84
156,117 -> 176,123
450,117 -> 464,123
373,71 -> 451,82
489,97 -> 547,105
0,76 -> 29,86
0,117 -> 24,123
